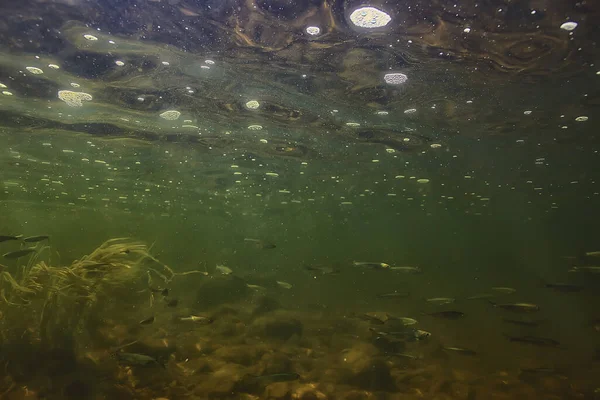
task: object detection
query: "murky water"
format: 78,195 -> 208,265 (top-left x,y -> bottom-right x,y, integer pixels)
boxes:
0,0 -> 599,399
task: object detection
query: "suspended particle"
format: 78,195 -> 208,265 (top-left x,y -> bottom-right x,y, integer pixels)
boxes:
560,21 -> 578,31
159,110 -> 181,120
575,116 -> 588,122
2,90 -> 13,96
115,60 -> 125,66
430,143 -> 442,149
83,34 -> 98,41
70,82 -> 81,88
205,59 -> 215,65
346,122 -> 361,127
26,67 -> 43,75
48,64 -> 60,69
245,100 -> 260,109
306,26 -> 321,35
248,124 -> 263,130
417,179 -> 430,184
404,108 -> 417,114
384,73 -> 408,85
349,7 -> 391,28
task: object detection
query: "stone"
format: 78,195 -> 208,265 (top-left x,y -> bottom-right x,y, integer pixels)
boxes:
250,311 -> 303,341
214,344 -> 262,366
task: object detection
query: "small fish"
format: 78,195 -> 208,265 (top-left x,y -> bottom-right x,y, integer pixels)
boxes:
585,251 -> 600,257
442,346 -> 477,356
489,302 -> 539,313
244,238 -> 276,249
543,282 -> 583,292
503,318 -> 542,327
216,265 -> 233,275
22,235 -> 50,243
165,298 -> 179,307
408,329 -> 431,341
389,266 -> 422,273
178,315 -> 213,324
114,352 -> 163,367
425,311 -> 465,319
426,297 -> 455,305
276,281 -> 292,289
353,261 -> 390,269
0,235 -> 22,243
504,334 -> 560,347
139,316 -> 155,325
391,353 -> 419,360
359,312 -> 387,324
3,248 -> 36,259
491,287 -> 516,294
397,317 -> 418,326
569,266 -> 600,273
242,372 -> 300,385
304,264 -> 340,275
246,283 -> 266,291
372,327 -> 430,341
378,291 -> 410,299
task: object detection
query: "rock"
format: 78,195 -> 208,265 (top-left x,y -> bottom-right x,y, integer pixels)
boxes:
214,344 -> 263,366
251,295 -> 282,317
195,276 -> 250,308
292,383 -> 327,399
258,351 -> 293,375
265,381 -> 293,399
126,337 -> 176,362
197,364 -> 247,396
251,311 -> 303,341
340,344 -> 396,392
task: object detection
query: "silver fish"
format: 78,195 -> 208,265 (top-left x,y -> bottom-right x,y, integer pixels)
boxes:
215,265 -> 233,275
23,235 -> 50,243
114,352 -> 163,367
3,248 -> 36,259
178,315 -> 213,323
353,261 -> 390,269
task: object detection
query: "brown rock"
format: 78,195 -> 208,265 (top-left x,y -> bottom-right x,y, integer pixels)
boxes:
214,344 -> 262,366
251,311 -> 303,341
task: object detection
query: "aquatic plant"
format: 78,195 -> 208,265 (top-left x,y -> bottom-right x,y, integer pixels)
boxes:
0,238 -> 173,353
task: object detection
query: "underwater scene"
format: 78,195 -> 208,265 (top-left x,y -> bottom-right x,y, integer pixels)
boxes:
1,0 -> 600,399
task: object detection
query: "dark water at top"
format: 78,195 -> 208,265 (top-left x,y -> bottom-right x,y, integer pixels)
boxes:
0,0 -> 599,399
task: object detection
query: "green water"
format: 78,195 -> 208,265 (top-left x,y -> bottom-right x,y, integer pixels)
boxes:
1,0 -> 600,398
